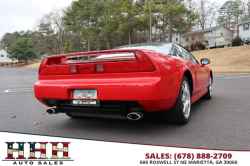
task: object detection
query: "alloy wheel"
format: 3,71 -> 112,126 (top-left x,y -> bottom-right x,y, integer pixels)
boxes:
182,81 -> 191,119
209,78 -> 212,96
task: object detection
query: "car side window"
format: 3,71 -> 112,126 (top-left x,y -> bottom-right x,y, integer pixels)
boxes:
186,50 -> 199,64
178,46 -> 199,64
169,47 -> 178,56
169,45 -> 184,58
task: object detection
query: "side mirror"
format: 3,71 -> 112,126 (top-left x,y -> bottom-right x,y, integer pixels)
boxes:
201,58 -> 210,67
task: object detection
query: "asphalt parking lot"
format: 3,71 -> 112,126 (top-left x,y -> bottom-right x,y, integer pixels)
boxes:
0,67 -> 250,150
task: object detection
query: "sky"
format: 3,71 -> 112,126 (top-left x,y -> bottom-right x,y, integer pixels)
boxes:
0,0 -> 228,39
0,0 -> 73,38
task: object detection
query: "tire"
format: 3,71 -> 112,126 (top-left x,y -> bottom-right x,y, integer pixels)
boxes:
163,76 -> 191,124
203,76 -> 212,100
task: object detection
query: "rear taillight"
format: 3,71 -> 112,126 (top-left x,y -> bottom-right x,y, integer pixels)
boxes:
39,58 -> 48,75
39,57 -> 71,75
48,56 -> 67,65
135,51 -> 155,72
99,51 -> 155,73
39,51 -> 155,75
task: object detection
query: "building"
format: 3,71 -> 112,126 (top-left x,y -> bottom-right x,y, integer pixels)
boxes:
165,33 -> 181,44
155,33 -> 181,44
181,26 -> 234,50
0,49 -> 18,64
239,18 -> 250,44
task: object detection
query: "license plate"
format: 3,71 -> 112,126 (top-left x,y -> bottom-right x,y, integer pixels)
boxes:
73,90 -> 97,99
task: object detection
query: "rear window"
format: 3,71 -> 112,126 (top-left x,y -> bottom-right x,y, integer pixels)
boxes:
114,43 -> 174,55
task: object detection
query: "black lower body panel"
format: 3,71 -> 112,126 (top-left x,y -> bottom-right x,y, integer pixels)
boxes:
43,99 -> 145,117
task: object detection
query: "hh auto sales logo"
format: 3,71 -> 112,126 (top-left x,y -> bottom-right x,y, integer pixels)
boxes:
2,142 -> 73,165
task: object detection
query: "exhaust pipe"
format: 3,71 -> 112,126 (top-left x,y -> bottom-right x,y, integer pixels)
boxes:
127,112 -> 144,121
46,108 -> 60,115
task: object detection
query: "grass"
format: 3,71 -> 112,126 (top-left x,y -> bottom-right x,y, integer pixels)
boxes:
191,45 -> 250,73
23,45 -> 250,73
24,63 -> 41,68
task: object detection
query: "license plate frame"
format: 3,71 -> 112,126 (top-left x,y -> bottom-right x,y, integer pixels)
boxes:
71,100 -> 100,107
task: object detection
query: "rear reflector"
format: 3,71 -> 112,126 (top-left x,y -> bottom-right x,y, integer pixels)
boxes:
95,64 -> 104,72
70,66 -> 77,73
39,51 -> 155,75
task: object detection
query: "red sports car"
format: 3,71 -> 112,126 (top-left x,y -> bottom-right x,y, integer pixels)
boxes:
34,43 -> 212,124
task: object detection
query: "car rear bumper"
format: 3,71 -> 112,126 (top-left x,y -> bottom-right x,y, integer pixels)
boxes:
34,76 -> 177,112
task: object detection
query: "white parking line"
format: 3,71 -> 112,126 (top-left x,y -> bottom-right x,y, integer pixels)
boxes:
0,84 -> 34,88
2,88 -> 33,92
225,76 -> 250,79
0,80 -> 36,83
0,82 -> 35,86
214,73 -> 250,76
0,90 -> 33,94
214,74 -> 233,76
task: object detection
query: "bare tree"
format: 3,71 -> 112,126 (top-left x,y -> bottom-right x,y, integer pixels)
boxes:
195,0 -> 219,30
168,0 -> 173,42
33,8 -> 68,55
218,0 -> 244,36
242,0 -> 250,19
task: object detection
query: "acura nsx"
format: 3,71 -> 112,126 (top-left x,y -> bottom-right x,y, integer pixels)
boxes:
34,42 -> 212,124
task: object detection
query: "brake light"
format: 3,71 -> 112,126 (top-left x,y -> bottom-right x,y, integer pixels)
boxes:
135,51 -> 155,72
39,58 -> 48,75
48,56 -> 67,65
98,51 -> 155,73
39,57 -> 71,75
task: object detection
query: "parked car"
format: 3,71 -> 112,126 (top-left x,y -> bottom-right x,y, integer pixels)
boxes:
34,42 -> 212,124
19,60 -> 26,64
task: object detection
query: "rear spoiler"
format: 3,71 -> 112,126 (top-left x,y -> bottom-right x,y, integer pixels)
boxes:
39,50 -> 155,75
45,49 -> 137,59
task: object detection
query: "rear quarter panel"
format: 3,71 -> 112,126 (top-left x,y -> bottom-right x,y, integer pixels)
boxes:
140,49 -> 211,101
140,50 -> 188,100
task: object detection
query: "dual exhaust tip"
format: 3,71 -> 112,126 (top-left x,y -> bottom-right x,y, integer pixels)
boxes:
47,108 -> 144,120
127,112 -> 144,121
46,108 -> 60,115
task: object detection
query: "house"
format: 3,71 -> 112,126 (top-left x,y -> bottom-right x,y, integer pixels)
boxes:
165,33 -> 181,44
181,26 -> 234,50
239,18 -> 250,44
0,49 -> 18,64
155,33 -> 181,44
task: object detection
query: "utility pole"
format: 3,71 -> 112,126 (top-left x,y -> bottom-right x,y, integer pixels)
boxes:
149,0 -> 152,42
